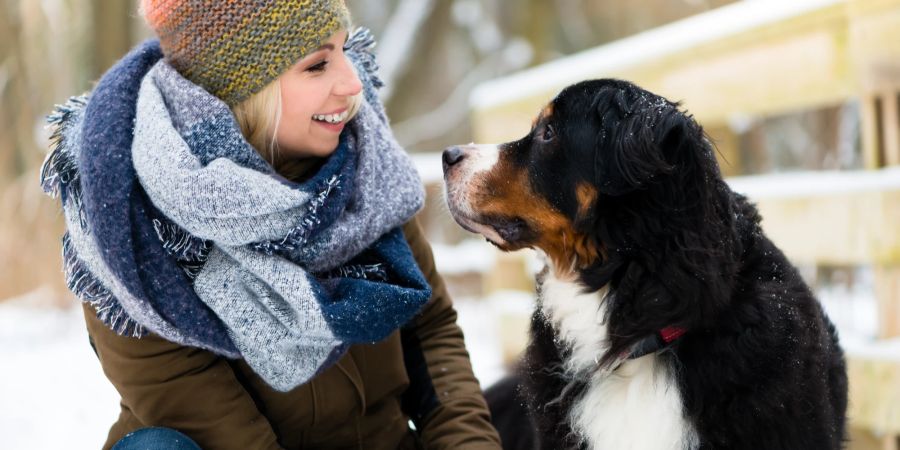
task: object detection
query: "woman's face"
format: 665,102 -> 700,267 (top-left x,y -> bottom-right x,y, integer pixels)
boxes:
276,30 -> 363,160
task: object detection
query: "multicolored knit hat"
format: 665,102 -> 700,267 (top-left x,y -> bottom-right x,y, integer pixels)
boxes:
140,0 -> 351,106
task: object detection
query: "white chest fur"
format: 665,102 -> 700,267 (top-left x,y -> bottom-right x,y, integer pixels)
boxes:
539,270 -> 699,450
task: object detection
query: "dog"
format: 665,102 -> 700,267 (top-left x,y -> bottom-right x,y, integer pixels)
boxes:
442,79 -> 847,450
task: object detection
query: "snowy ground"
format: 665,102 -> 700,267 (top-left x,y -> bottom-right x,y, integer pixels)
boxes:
0,292 -> 120,450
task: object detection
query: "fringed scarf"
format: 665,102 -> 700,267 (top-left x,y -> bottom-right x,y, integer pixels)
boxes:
40,29 -> 431,391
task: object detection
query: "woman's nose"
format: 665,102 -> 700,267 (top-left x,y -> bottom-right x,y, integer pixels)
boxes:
335,58 -> 363,97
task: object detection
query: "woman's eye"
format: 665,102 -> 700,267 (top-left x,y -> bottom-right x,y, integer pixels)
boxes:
306,60 -> 328,73
541,124 -> 555,141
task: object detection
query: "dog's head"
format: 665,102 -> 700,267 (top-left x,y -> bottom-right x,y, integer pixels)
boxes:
444,79 -> 743,344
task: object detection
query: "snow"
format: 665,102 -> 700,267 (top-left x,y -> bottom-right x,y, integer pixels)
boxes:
818,268 -> 900,362
470,0 -> 843,110
455,294 -> 520,388
842,335 -> 900,362
431,239 -> 497,275
818,267 -> 880,341
411,152 -> 445,186
0,292 -> 120,450
415,151 -> 900,200
726,167 -> 900,199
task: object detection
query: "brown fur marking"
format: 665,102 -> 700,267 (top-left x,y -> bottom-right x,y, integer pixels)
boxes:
576,183 -> 598,219
470,153 -> 600,275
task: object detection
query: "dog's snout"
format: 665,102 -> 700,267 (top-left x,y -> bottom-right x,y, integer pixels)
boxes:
442,146 -> 466,171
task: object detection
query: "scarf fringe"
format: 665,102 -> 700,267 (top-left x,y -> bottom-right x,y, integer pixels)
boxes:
62,233 -> 147,337
345,28 -> 384,89
41,94 -> 90,229
318,263 -> 388,282
252,175 -> 340,256
45,96 -> 146,337
152,218 -> 212,280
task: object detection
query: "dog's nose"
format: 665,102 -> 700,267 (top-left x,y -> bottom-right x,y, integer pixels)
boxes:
442,146 -> 466,170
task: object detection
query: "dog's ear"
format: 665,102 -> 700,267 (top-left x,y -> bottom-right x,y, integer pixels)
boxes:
592,88 -> 700,196
586,85 -> 736,344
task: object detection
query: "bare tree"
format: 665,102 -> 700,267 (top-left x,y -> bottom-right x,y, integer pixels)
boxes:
374,0 -> 438,102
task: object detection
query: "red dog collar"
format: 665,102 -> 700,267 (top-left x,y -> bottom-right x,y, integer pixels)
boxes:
625,326 -> 686,360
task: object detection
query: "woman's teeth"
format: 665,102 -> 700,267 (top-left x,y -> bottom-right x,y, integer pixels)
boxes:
313,110 -> 349,124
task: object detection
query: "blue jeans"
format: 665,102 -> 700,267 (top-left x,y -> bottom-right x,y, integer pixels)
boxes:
111,427 -> 202,450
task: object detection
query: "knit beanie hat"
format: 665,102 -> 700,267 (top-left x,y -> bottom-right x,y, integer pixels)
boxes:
140,0 -> 352,106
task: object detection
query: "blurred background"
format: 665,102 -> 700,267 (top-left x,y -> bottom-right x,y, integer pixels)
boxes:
1,0 -> 899,448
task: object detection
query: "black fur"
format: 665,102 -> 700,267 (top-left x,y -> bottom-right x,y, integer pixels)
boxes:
486,79 -> 847,449
484,373 -> 539,450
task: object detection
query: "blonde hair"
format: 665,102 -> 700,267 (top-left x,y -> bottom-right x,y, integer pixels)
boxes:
232,78 -> 283,164
231,76 -> 364,180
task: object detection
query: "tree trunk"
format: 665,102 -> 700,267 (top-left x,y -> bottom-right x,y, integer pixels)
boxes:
91,0 -> 133,77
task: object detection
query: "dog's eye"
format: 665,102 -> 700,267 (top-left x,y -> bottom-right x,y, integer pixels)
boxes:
541,124 -> 556,142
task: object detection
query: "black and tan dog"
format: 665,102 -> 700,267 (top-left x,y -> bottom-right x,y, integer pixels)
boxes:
442,79 -> 847,450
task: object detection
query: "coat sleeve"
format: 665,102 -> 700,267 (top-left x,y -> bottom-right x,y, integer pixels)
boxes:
401,218 -> 502,450
82,303 -> 283,450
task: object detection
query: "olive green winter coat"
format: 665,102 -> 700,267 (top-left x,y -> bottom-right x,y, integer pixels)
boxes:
84,218 -> 501,450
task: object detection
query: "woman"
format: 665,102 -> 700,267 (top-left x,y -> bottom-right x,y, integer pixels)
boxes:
40,1 -> 501,449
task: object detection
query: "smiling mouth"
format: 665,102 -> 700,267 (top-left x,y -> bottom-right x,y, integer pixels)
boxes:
312,109 -> 350,125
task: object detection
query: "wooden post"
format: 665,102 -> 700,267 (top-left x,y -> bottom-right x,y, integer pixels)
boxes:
524,0 -> 555,65
0,1 -> 17,184
875,265 -> 900,339
705,125 -> 742,177
483,251 -> 535,296
860,93 -> 882,169
881,88 -> 900,167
